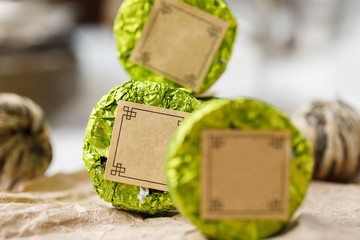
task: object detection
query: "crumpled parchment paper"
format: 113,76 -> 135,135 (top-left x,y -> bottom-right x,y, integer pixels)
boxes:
1,171 -> 359,240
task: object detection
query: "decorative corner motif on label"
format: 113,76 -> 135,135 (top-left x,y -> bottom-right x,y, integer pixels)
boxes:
207,25 -> 222,38
160,1 -> 173,14
209,198 -> 223,212
269,136 -> 285,150
137,52 -> 151,64
268,199 -> 283,212
111,163 -> 126,177
210,135 -> 224,149
123,106 -> 137,120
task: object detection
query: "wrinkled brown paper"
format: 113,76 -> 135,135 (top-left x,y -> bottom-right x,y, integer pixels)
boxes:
0,171 -> 359,240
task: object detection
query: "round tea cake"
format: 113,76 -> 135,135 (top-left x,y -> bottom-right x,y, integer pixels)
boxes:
114,0 -> 237,93
0,93 -> 52,191
292,100 -> 360,182
166,98 -> 313,239
83,80 -> 199,215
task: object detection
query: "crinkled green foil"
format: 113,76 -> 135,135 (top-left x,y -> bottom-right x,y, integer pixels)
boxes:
83,80 -> 199,215
114,0 -> 237,93
166,98 -> 314,239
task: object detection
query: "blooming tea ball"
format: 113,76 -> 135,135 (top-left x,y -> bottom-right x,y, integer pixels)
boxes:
292,100 -> 360,182
0,93 -> 52,191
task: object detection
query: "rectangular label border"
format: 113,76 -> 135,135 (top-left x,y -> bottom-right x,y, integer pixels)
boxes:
108,102 -> 187,187
202,130 -> 290,219
132,0 -> 229,91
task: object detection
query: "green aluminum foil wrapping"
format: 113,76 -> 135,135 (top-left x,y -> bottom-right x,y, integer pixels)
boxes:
83,80 -> 199,215
114,0 -> 237,93
166,98 -> 314,239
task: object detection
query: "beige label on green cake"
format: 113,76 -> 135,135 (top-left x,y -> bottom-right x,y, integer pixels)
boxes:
201,130 -> 291,220
129,0 -> 229,92
104,101 -> 189,191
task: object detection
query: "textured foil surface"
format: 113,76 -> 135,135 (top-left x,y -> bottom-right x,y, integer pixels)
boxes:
166,98 -> 314,239
114,0 -> 237,93
83,80 -> 199,215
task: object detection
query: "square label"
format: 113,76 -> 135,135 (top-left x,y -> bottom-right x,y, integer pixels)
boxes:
104,101 -> 189,191
129,0 -> 229,92
201,130 -> 291,220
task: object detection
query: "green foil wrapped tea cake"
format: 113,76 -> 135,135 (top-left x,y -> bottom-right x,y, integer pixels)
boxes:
83,80 -> 199,215
114,0 -> 237,93
166,98 -> 314,239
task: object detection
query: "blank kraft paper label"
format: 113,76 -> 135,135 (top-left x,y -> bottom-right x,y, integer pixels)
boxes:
129,0 -> 229,92
104,101 -> 189,191
201,130 -> 291,220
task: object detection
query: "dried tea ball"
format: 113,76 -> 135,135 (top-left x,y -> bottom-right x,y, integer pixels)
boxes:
292,100 -> 360,182
0,93 -> 52,191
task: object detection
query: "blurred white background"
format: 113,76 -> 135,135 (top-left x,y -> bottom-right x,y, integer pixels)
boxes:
1,0 -> 359,175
